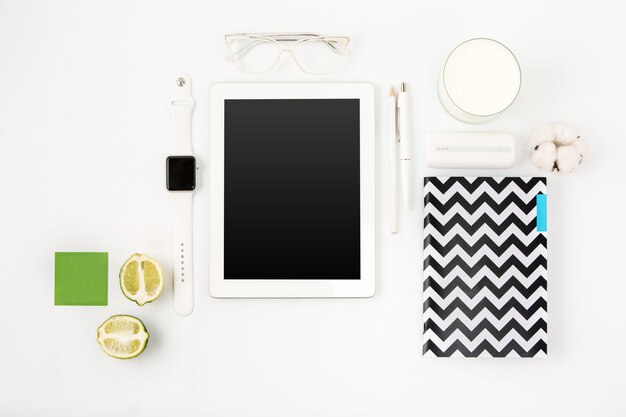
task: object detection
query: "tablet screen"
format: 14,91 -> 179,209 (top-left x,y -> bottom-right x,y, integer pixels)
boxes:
224,99 -> 361,280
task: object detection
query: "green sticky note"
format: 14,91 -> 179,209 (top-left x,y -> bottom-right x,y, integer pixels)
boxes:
55,252 -> 108,306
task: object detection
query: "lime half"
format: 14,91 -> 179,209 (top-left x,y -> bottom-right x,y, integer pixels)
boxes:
97,315 -> 149,359
119,253 -> 164,306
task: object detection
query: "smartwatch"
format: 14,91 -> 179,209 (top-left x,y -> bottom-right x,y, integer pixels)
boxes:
166,74 -> 196,316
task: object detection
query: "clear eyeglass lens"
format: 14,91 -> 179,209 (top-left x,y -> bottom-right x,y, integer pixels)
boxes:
292,38 -> 347,74
228,38 -> 281,74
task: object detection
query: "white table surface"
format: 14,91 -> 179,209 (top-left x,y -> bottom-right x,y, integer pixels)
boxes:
1,1 -> 625,416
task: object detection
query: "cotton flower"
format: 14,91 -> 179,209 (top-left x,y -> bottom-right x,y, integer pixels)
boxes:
529,123 -> 586,173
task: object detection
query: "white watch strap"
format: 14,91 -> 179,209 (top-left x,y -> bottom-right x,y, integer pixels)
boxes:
172,192 -> 193,315
170,73 -> 195,316
170,74 -> 195,155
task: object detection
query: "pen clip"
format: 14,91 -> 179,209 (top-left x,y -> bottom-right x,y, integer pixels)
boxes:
391,85 -> 401,143
395,104 -> 401,143
396,82 -> 407,144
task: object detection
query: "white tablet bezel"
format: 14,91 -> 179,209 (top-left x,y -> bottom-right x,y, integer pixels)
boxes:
208,83 -> 375,298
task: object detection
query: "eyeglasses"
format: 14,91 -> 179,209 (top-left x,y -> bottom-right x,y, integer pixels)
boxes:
225,33 -> 350,75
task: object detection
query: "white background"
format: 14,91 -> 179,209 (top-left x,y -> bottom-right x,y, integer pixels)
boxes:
1,0 -> 625,416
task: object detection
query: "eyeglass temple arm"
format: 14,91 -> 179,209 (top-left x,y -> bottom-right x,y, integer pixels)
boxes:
226,35 -> 347,59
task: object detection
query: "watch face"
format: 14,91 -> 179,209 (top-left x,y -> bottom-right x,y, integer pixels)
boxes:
166,156 -> 196,191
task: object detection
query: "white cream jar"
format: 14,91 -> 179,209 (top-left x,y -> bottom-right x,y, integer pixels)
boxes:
438,38 -> 521,124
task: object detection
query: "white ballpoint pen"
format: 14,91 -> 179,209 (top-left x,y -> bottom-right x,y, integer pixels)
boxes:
397,82 -> 412,210
389,86 -> 398,234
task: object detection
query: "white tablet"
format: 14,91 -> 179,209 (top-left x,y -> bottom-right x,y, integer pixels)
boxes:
208,83 -> 375,298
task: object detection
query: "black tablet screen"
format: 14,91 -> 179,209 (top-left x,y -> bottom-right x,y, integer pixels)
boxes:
224,99 -> 361,280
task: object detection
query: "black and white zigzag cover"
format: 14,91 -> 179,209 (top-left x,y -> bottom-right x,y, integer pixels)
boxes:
423,177 -> 547,358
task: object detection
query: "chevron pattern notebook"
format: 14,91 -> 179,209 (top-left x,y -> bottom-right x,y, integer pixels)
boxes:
423,177 -> 548,357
